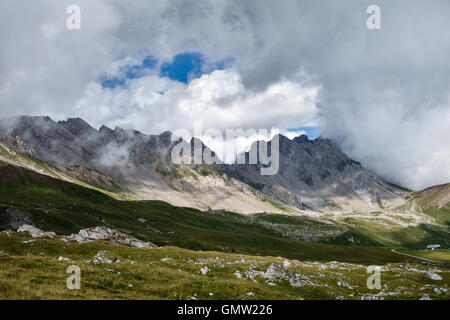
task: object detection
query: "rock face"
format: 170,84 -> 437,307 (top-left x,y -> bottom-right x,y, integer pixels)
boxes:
0,116 -> 292,214
263,185 -> 303,210
0,116 -> 174,172
7,208 -> 32,230
0,116 -> 407,213
225,134 -> 407,211
63,227 -> 158,248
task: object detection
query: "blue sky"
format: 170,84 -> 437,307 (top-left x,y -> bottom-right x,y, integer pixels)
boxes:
160,52 -> 204,83
290,127 -> 321,140
101,52 -> 231,88
101,56 -> 158,88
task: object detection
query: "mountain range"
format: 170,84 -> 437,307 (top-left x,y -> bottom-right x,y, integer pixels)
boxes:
0,115 -> 413,215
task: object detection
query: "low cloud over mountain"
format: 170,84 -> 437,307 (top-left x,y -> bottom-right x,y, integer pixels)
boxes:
0,1 -> 449,189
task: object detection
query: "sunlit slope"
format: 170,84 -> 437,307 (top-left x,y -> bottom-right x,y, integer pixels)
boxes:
414,183 -> 450,226
0,143 -> 131,199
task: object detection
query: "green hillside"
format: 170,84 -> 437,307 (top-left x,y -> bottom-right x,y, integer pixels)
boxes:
0,162 -> 409,264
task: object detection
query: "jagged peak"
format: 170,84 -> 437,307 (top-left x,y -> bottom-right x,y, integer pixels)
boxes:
17,115 -> 54,123
58,117 -> 95,130
271,133 -> 312,145
113,126 -> 144,137
293,134 -> 309,144
159,130 -> 173,137
99,124 -> 113,133
58,117 -> 88,125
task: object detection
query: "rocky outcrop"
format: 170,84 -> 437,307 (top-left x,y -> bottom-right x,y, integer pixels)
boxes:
18,224 -> 56,238
263,185 -> 303,210
86,251 -> 121,264
63,226 -> 158,248
14,223 -> 158,248
59,165 -> 122,192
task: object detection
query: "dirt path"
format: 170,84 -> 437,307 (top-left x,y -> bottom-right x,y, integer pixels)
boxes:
391,248 -> 441,263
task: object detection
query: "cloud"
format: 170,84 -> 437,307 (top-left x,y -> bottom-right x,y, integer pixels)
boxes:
96,142 -> 130,168
199,128 -> 307,163
71,68 -> 318,151
0,0 -> 449,189
0,0 -> 120,118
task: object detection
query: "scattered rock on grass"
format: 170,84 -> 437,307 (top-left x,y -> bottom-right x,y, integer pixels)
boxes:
86,251 -> 120,264
426,272 -> 443,281
201,267 -> 210,275
58,256 -> 70,261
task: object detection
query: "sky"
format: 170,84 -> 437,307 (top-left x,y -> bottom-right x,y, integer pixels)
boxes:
0,0 -> 449,189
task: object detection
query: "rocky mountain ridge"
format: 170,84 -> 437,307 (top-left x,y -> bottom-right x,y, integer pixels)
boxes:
0,115 -> 409,213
